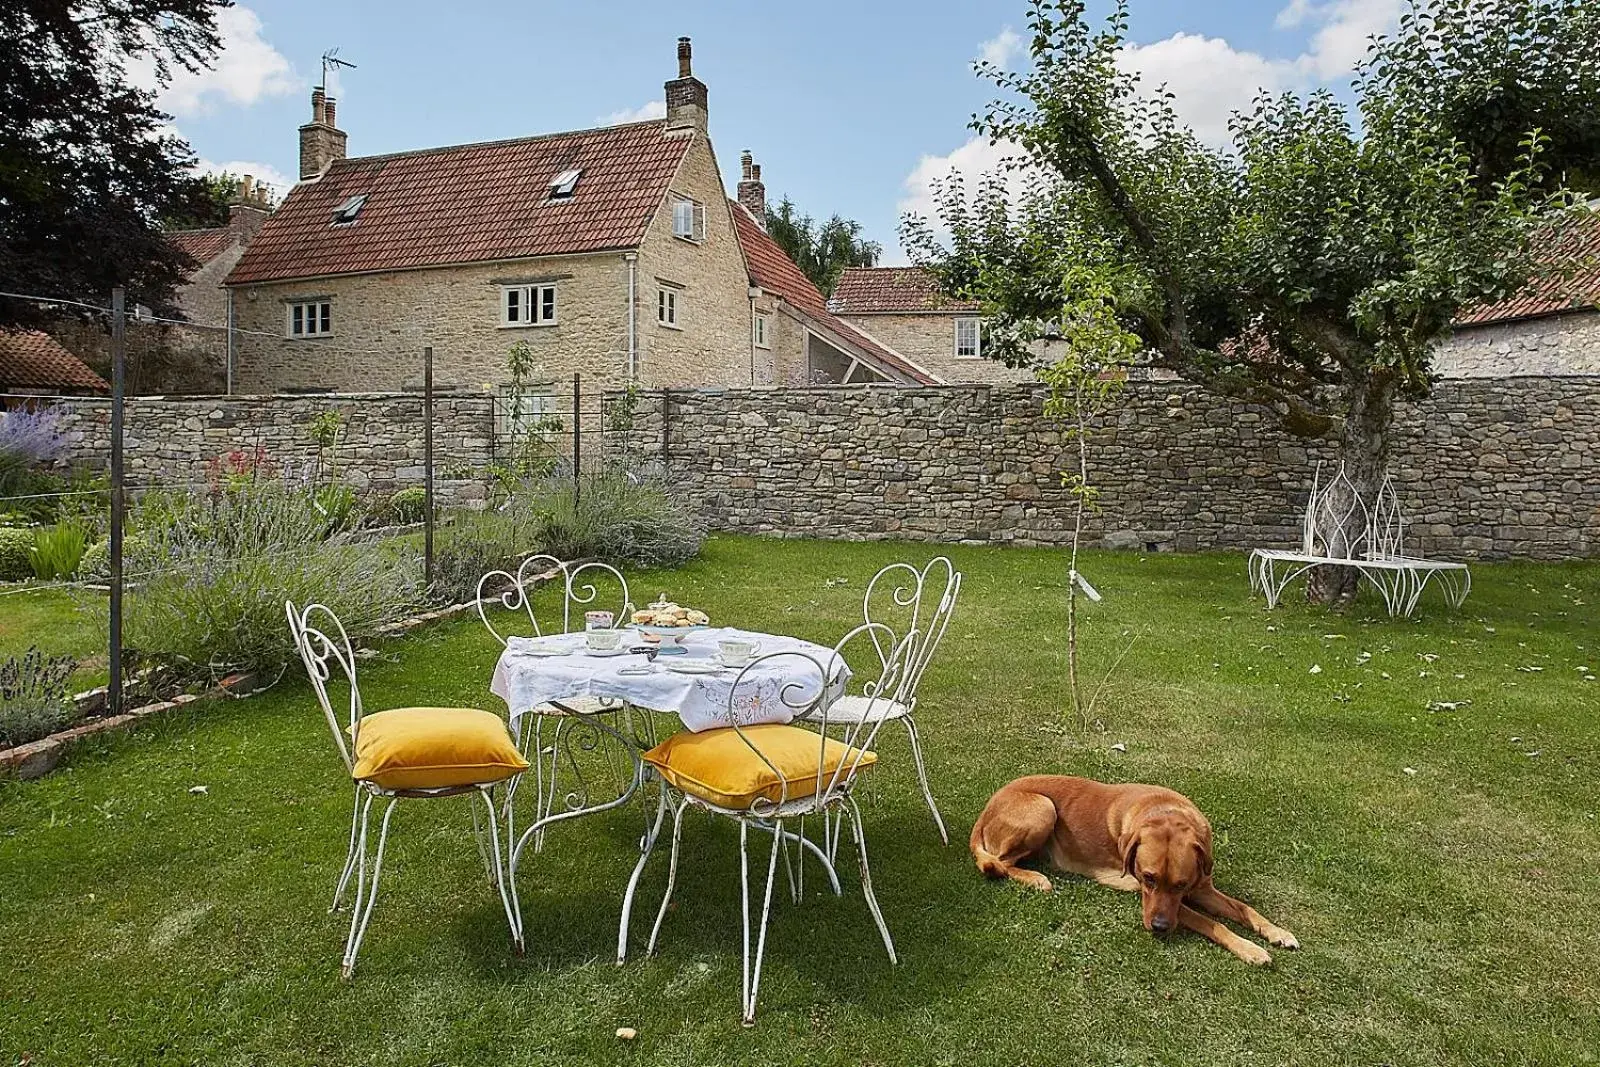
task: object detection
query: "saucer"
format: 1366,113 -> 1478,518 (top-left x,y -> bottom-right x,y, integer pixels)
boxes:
514,645 -> 571,658
584,646 -> 630,658
667,660 -> 724,675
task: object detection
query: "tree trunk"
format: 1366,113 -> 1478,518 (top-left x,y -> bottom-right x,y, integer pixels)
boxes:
1307,375 -> 1395,606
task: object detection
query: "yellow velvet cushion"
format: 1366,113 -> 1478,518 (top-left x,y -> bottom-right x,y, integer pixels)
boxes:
642,724 -> 876,810
349,707 -> 529,790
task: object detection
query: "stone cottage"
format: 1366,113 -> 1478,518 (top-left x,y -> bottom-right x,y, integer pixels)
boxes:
223,38 -> 927,398
829,267 -> 1036,385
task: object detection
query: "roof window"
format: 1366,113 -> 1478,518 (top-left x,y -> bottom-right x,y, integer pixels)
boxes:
331,193 -> 368,225
549,169 -> 582,199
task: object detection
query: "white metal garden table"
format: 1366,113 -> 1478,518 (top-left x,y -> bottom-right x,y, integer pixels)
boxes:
488,625 -> 850,960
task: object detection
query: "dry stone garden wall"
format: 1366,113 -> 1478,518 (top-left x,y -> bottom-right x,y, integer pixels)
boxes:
53,392 -> 498,509
629,378 -> 1600,560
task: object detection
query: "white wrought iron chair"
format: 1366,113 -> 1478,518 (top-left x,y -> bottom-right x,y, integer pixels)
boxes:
286,600 -> 526,978
476,555 -> 638,854
802,557 -> 961,845
620,623 -> 911,1025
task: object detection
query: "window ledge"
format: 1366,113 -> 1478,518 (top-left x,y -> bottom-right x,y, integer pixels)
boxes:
497,321 -> 559,329
671,234 -> 704,245
657,320 -> 684,331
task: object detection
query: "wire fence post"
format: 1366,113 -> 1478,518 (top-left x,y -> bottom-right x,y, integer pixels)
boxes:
109,288 -> 126,718
572,371 -> 582,505
423,347 -> 435,592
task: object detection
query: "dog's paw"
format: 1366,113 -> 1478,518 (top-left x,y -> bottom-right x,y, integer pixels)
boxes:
1264,926 -> 1299,950
1018,871 -> 1054,892
1237,941 -> 1274,967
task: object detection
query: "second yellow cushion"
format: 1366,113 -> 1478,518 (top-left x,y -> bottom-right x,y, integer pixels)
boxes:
642,723 -> 876,810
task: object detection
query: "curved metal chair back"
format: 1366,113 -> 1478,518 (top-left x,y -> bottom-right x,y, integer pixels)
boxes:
1368,476 -> 1407,561
721,622 -> 916,816
476,555 -> 633,645
861,556 -> 961,709
1305,464 -> 1372,562
286,600 -> 363,774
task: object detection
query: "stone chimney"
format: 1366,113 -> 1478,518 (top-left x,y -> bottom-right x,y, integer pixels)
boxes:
227,175 -> 271,237
299,87 -> 348,180
737,150 -> 766,225
665,36 -> 708,132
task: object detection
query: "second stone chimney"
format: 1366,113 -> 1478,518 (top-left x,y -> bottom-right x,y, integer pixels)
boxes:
299,86 -> 348,180
738,150 -> 766,225
227,175 -> 271,238
665,37 -> 708,132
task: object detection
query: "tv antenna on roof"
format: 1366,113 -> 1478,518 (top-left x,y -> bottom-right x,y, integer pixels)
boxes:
320,48 -> 357,92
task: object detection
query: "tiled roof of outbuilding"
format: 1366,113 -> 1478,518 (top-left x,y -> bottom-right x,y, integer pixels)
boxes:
830,266 -> 979,314
0,331 -> 108,393
1456,211 -> 1600,327
227,120 -> 691,285
167,226 -> 235,264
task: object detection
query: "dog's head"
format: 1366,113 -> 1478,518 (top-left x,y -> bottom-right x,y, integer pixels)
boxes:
1120,809 -> 1213,935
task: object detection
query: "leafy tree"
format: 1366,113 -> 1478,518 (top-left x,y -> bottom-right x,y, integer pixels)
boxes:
903,0 -> 1574,604
0,0 -> 230,329
1368,0 -> 1600,195
765,197 -> 883,295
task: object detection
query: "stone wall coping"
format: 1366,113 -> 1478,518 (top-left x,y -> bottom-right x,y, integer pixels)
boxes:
53,390 -> 491,405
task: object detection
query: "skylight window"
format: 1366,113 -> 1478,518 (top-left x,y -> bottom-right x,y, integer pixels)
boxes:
331,193 -> 368,225
549,169 -> 582,199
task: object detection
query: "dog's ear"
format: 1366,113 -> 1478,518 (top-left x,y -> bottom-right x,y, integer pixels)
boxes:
1193,840 -> 1214,880
1121,832 -> 1141,878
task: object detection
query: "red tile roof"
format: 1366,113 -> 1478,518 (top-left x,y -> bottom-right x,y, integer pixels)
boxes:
727,204 -> 940,385
167,226 -> 235,264
226,121 -> 691,286
0,331 -> 108,393
1456,211 -> 1600,327
830,266 -> 979,314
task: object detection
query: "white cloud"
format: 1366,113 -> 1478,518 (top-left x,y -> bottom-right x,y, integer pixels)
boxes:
897,136 -> 1027,227
978,27 -> 1023,70
130,6 -> 298,118
1298,0 -> 1401,78
1118,33 -> 1300,147
195,159 -> 295,202
601,99 -> 667,126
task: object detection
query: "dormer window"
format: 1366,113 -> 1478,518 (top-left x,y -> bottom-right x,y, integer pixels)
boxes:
549,169 -> 582,199
671,195 -> 705,241
331,193 -> 367,225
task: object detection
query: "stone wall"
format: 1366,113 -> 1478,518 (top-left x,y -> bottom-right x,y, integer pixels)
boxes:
1433,311 -> 1600,378
53,392 -> 497,509
628,378 -> 1600,560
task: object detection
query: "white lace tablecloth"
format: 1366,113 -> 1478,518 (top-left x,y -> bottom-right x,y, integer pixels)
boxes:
489,627 -> 849,733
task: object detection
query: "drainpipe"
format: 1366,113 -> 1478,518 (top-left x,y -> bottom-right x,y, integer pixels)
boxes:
624,253 -> 638,380
225,288 -> 236,394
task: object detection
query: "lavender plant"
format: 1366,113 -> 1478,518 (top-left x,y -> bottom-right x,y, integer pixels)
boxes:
0,647 -> 78,748
0,407 -> 66,494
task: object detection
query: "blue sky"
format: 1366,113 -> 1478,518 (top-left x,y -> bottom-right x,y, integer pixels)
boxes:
163,0 -> 1400,262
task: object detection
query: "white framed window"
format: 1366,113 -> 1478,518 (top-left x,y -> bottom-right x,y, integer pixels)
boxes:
753,313 -> 770,349
954,316 -> 981,359
501,283 -> 558,327
657,286 -> 680,328
671,196 -> 705,242
287,300 -> 332,338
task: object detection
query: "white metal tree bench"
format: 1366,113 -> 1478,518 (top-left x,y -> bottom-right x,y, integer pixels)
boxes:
1248,464 -> 1471,617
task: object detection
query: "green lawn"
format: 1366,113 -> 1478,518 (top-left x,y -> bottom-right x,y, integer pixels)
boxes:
0,586 -> 105,686
2,535 -> 1596,1065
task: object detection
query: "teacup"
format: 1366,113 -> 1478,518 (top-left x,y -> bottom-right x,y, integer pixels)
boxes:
585,610 -> 615,631
586,628 -> 623,651
717,638 -> 761,668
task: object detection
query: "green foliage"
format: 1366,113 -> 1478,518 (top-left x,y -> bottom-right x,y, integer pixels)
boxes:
521,466 -> 706,568
902,0 -> 1568,443
0,528 -> 34,582
0,647 -> 78,748
311,484 -> 360,535
388,486 -> 428,524
429,507 -> 540,605
124,484 -> 422,677
29,522 -> 88,580
765,196 -> 883,295
159,170 -> 276,230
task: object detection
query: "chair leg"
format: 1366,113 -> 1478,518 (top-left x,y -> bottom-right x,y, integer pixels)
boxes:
739,818 -> 784,1026
478,786 -> 524,955
847,796 -> 897,965
616,783 -> 669,965
331,784 -> 362,913
342,795 -> 398,980
902,715 -> 948,845
646,795 -> 690,956
470,787 -> 495,884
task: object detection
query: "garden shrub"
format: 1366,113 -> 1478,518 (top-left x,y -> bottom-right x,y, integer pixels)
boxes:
312,483 -> 360,534
389,486 -> 427,524
0,408 -> 64,495
429,506 -> 539,605
520,465 -> 705,568
0,647 -> 78,749
79,535 -> 154,582
29,522 -> 88,580
124,483 -> 423,678
0,528 -> 34,581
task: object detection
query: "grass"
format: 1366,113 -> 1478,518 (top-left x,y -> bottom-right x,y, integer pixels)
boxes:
1,534 -> 1596,1065
0,586 -> 104,687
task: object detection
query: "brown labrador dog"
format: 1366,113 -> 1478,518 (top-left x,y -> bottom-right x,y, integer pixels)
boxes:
971,775 -> 1298,965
